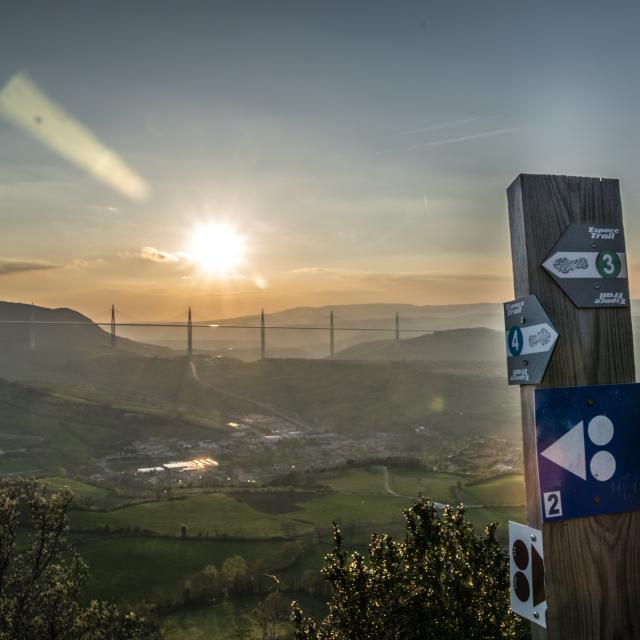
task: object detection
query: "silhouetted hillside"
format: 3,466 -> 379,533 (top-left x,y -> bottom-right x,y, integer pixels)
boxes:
0,301 -> 169,357
332,328 -> 504,364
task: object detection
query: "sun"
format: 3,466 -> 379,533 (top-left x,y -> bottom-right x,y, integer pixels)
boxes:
187,222 -> 245,276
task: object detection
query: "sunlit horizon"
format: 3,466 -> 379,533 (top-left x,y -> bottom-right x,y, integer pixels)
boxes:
3,2 -> 640,319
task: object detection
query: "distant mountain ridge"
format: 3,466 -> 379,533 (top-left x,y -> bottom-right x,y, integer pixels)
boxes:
4,300 -> 640,364
120,300 -> 640,360
205,302 -> 504,327
119,302 -> 505,359
332,327 -> 505,364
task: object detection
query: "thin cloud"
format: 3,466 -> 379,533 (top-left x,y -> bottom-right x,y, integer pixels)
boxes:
408,127 -> 520,150
399,116 -> 484,136
0,259 -> 61,276
139,246 -> 182,263
379,126 -> 520,155
289,267 -> 359,277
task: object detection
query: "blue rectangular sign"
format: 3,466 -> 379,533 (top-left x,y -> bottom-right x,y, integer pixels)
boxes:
536,383 -> 640,522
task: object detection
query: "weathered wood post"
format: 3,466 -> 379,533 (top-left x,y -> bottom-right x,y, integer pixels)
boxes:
507,174 -> 640,639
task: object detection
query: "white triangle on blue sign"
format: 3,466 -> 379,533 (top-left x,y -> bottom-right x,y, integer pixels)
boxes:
540,421 -> 586,480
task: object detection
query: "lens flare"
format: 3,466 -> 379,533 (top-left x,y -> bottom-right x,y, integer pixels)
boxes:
0,72 -> 149,201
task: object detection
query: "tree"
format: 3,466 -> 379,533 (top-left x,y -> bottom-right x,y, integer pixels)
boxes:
221,555 -> 248,595
183,563 -> 221,602
202,563 -> 219,591
0,479 -> 159,640
292,501 -> 527,640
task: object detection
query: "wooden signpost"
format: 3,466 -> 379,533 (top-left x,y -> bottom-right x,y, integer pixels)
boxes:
506,174 -> 640,639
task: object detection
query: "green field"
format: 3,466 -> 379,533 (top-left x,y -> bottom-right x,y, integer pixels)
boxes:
67,469 -> 523,542
460,474 -> 525,506
317,466 -> 466,503
70,493 -> 309,538
285,492 -> 413,526
389,469 -> 465,502
76,536 -> 283,602
41,476 -> 110,499
62,468 -> 526,611
318,467 -> 387,494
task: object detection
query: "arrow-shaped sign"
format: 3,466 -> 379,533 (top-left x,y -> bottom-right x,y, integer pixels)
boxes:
504,295 -> 559,385
542,224 -> 629,307
540,421 -> 586,480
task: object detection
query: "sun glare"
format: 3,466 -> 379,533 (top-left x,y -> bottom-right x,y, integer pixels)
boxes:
188,222 -> 245,276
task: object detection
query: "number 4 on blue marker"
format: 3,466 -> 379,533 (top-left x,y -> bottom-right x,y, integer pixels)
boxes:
508,326 -> 523,356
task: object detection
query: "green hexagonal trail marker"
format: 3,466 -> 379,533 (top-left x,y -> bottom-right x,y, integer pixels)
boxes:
542,224 -> 629,307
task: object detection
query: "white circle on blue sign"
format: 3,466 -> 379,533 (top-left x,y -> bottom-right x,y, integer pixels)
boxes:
590,451 -> 616,482
508,326 -> 524,356
588,415 -> 614,446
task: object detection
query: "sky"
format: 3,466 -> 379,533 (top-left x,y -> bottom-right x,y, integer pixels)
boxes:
2,0 -> 640,321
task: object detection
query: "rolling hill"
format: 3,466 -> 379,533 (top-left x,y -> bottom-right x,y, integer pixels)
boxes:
0,301 -> 170,357
332,327 -> 505,365
0,375 -> 229,476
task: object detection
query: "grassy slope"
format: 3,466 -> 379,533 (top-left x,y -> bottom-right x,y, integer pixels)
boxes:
77,536 -> 283,603
318,467 -> 388,494
1,352 -> 520,441
41,476 -> 109,499
285,493 -> 413,526
70,493 -> 306,538
390,470 -> 465,502
193,357 -> 520,436
460,473 -> 525,506
0,377 -> 227,474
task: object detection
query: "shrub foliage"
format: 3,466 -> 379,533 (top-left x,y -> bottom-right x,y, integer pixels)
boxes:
0,479 -> 159,640
293,501 -> 527,640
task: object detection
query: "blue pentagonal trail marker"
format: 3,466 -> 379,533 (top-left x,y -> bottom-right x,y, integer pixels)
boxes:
535,383 -> 640,522
504,295 -> 559,385
542,223 -> 629,307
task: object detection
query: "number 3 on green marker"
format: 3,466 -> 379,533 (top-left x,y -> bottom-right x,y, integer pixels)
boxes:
596,250 -> 621,279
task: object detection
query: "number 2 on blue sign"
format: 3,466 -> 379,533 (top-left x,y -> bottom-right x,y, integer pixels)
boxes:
543,491 -> 562,518
508,326 -> 524,357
